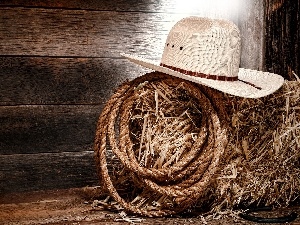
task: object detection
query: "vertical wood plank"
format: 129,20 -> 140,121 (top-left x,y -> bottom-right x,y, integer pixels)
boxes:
264,0 -> 299,79
238,0 -> 265,70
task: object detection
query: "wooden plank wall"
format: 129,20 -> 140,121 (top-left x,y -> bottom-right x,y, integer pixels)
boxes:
0,0 -> 264,195
265,0 -> 299,80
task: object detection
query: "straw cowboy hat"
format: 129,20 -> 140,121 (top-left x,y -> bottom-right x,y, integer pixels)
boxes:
122,16 -> 284,98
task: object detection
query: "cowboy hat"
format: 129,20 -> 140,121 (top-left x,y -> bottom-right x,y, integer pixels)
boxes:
121,16 -> 284,98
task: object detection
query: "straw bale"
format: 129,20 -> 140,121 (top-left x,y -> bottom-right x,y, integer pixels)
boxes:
212,80 -> 300,211
94,72 -> 300,216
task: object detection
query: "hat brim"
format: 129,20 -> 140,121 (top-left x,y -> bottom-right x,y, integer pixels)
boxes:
121,53 -> 284,98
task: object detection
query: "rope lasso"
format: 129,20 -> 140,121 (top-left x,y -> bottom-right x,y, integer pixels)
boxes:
94,72 -> 229,217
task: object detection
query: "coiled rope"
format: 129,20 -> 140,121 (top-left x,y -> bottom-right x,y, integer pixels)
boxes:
94,72 -> 229,217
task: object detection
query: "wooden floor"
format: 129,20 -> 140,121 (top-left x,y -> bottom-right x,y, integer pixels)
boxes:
1,187 -> 299,225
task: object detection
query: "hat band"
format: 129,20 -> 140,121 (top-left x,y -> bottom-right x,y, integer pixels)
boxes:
160,63 -> 238,81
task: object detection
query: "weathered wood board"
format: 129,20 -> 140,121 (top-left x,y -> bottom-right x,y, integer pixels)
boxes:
0,151 -> 98,194
0,57 -> 149,105
265,0 -> 299,79
0,105 -> 101,154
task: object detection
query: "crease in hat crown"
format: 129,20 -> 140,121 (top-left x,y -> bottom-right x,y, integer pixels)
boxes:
121,16 -> 284,98
160,17 -> 241,81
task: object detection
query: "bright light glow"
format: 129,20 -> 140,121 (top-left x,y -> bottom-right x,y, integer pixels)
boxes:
151,0 -> 242,60
172,0 -> 241,21
158,0 -> 242,37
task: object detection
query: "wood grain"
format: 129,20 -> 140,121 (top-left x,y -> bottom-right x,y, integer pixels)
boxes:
0,57 -> 150,105
0,151 -> 98,194
0,105 -> 102,154
0,0 -> 161,11
0,3 -> 263,69
0,7 -> 179,59
0,0 -> 242,16
265,0 -> 299,79
238,0 -> 265,71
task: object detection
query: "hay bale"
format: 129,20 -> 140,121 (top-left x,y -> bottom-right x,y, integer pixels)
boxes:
94,72 -> 300,216
212,80 -> 300,211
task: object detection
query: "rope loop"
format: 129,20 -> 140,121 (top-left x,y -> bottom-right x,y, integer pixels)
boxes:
94,72 -> 229,216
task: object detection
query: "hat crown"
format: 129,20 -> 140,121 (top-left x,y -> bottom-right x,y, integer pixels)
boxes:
161,17 -> 241,78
